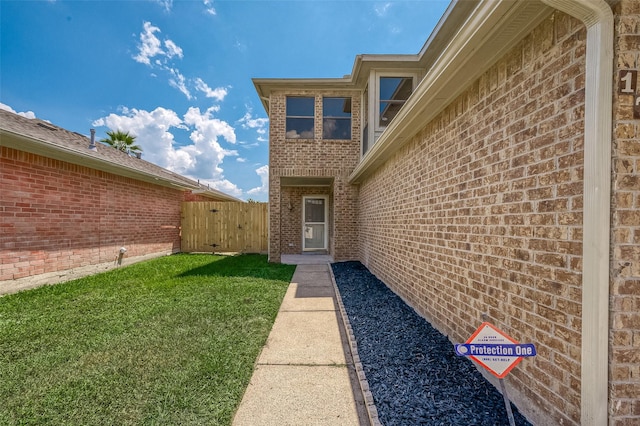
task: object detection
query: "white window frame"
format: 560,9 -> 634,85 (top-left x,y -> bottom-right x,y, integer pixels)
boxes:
285,96 -> 315,140
365,70 -> 419,149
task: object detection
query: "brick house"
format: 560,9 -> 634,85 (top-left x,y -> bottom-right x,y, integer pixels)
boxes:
254,0 -> 639,425
0,109 -> 239,289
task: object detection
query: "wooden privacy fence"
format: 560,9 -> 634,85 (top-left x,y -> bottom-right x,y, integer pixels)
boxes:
181,202 -> 268,253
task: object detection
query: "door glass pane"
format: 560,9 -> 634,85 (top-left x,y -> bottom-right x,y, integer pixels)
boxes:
305,198 -> 325,222
304,198 -> 325,250
304,224 -> 325,249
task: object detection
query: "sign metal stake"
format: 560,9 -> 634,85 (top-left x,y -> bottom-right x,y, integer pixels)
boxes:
499,378 -> 516,426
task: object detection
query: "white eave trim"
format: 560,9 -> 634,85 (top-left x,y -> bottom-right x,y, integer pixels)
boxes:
0,129 -> 198,191
349,0 -> 553,184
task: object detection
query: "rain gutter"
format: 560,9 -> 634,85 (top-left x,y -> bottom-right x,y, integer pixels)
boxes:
539,1 -> 614,424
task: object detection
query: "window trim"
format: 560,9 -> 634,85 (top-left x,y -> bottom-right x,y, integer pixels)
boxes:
363,70 -> 418,155
373,71 -> 417,132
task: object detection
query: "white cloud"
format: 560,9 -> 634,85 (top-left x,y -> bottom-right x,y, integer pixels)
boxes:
247,165 -> 269,196
133,22 -> 163,65
184,106 -> 236,144
238,110 -> 268,131
374,2 -> 392,17
203,0 -> 216,15
194,78 -> 228,101
234,39 -> 247,53
194,177 -> 243,200
285,129 -> 313,139
238,108 -> 269,142
93,106 -> 238,191
133,21 -> 183,66
238,109 -> 269,144
239,142 -> 259,149
168,68 -> 192,100
212,179 -> 243,198
164,39 -> 183,59
323,118 -> 337,138
132,22 -> 231,101
0,103 -> 36,119
153,0 -> 173,12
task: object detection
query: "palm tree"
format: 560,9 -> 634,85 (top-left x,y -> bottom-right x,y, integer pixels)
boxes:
100,130 -> 143,155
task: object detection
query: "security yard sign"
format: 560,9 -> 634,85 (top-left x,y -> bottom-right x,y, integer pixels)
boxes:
455,322 -> 536,426
455,322 -> 536,378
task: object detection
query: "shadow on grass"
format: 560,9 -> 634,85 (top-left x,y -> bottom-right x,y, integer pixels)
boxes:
176,253 -> 295,281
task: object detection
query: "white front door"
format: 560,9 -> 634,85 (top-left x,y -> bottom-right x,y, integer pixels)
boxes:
303,196 -> 328,251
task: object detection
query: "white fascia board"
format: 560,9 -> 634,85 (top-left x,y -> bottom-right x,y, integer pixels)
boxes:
349,0 -> 553,183
252,78 -> 358,115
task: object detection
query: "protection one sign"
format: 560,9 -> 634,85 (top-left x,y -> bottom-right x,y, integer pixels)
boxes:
455,322 -> 536,378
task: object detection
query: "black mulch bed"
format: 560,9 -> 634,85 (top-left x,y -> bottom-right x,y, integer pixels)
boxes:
331,261 -> 532,426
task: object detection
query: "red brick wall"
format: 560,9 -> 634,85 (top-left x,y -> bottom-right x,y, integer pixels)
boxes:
0,147 -> 186,280
357,12 -> 587,425
183,192 -> 213,202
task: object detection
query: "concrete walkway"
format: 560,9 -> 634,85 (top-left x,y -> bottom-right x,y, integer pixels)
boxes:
232,255 -> 371,426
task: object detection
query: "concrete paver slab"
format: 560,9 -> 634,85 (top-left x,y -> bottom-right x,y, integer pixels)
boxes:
281,255 -> 333,265
279,283 -> 336,311
233,365 -> 360,426
258,310 -> 347,365
292,263 -> 333,272
293,271 -> 333,286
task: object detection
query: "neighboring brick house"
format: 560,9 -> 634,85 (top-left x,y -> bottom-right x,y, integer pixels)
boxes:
0,109 -> 239,288
255,0 -> 639,425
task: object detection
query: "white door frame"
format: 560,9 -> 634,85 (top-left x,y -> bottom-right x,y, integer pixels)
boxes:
302,195 -> 328,251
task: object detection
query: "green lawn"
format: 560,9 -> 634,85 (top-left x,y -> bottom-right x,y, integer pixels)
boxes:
0,254 -> 295,425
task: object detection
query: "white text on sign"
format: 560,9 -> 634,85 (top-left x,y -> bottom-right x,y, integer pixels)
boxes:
455,343 -> 537,357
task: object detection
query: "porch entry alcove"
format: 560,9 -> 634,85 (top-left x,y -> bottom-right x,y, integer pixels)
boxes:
280,177 -> 333,256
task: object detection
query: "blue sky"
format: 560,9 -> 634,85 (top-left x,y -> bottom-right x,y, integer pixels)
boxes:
1,0 -> 449,201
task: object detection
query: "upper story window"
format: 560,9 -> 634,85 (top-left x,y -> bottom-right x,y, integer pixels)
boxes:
323,97 -> 351,140
286,96 -> 314,139
362,72 -> 417,156
378,76 -> 413,127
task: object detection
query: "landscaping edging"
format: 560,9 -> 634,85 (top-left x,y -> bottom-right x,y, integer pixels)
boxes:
0,251 -> 173,296
328,264 -> 382,426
